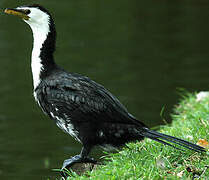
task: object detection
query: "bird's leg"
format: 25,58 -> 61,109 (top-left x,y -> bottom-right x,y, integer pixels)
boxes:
79,145 -> 97,164
61,145 -> 97,178
61,145 -> 97,170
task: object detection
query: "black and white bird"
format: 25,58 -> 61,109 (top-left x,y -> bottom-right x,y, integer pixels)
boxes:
5,4 -> 205,171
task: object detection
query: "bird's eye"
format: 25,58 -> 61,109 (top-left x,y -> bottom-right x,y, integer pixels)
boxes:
24,9 -> 31,15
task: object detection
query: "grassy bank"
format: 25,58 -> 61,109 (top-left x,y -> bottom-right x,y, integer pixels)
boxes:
62,93 -> 209,179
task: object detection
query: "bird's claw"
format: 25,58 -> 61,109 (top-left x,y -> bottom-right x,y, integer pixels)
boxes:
60,155 -> 97,178
61,155 -> 81,170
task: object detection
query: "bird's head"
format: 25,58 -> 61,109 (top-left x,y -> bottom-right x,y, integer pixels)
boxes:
4,4 -> 57,63
4,4 -> 52,29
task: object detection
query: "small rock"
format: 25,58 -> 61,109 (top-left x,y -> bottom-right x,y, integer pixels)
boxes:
69,162 -> 98,176
156,157 -> 166,170
196,91 -> 209,102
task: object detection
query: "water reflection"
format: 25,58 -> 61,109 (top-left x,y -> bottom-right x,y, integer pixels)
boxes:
0,0 -> 209,179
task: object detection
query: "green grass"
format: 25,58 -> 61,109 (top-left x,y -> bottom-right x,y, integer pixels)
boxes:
61,93 -> 209,179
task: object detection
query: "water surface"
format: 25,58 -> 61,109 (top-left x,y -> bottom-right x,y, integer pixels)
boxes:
0,0 -> 209,179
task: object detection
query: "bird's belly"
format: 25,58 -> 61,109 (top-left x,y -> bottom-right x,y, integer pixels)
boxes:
34,94 -> 81,143
43,106 -> 81,143
53,115 -> 81,143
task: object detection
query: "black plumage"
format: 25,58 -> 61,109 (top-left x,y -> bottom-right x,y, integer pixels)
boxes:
5,4 -> 205,174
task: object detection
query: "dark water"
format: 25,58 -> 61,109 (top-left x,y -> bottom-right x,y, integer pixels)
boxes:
0,0 -> 209,179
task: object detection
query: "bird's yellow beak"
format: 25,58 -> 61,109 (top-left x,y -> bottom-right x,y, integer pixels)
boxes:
4,8 -> 29,20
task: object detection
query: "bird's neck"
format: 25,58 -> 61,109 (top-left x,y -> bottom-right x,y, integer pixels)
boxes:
30,21 -> 56,89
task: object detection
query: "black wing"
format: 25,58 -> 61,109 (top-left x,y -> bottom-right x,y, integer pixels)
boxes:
36,72 -> 145,127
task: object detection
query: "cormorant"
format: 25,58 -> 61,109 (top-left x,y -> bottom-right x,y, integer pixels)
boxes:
4,4 -> 205,172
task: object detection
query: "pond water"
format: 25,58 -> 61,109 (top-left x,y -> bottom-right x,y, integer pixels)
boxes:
0,0 -> 208,179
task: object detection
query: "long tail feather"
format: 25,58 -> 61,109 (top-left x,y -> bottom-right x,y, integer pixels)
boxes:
148,137 -> 184,151
141,128 -> 205,152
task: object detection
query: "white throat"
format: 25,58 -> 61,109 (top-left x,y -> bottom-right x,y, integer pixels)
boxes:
30,25 -> 49,89
23,9 -> 50,89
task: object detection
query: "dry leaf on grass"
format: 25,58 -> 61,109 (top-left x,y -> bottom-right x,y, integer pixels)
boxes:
197,139 -> 209,148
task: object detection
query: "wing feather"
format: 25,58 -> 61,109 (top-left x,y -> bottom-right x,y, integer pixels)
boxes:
35,73 -> 143,126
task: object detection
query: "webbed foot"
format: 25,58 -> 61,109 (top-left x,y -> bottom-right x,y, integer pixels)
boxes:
61,154 -> 97,178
